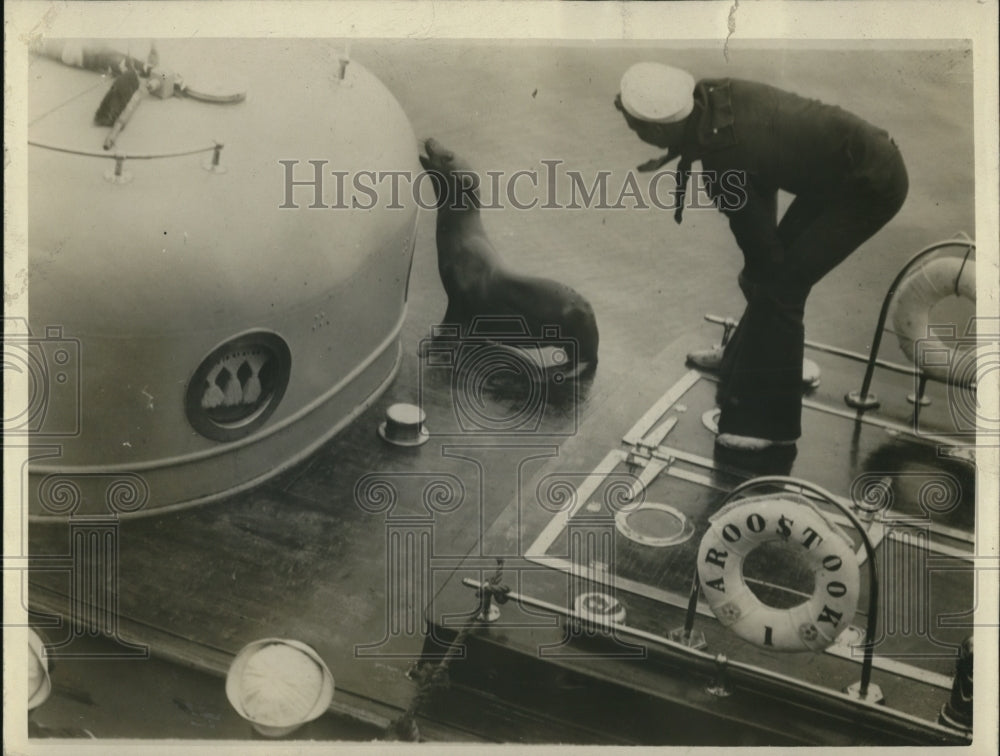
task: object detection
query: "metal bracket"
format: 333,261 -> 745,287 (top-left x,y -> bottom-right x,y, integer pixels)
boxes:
668,627 -> 707,650
637,416 -> 679,453
706,654 -> 734,697
624,456 -> 672,502
843,680 -> 885,705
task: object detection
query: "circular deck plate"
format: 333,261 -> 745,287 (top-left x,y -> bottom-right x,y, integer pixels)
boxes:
574,592 -> 626,625
614,502 -> 694,548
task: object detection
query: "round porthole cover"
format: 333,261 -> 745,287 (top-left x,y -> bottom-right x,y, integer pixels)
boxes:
615,502 -> 695,548
186,332 -> 292,442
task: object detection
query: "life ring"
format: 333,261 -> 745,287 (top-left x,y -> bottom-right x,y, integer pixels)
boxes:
697,494 -> 860,653
892,256 -> 975,382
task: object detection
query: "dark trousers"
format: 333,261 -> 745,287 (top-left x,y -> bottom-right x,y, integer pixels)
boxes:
717,137 -> 909,440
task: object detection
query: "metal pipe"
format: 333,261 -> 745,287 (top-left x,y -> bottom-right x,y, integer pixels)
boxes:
800,341 -> 914,377
704,314 -> 919,377
719,476 -> 880,698
911,373 -> 931,425
681,570 -> 701,642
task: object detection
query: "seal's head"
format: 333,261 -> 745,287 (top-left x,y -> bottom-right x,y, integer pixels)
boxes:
419,138 -> 481,210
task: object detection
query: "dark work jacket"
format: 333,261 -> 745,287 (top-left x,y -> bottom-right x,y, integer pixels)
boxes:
674,78 -> 899,265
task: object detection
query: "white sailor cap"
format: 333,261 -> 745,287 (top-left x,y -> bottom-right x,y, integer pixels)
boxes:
619,63 -> 695,124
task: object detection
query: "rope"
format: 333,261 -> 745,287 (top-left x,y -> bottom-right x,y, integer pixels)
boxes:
388,560 -> 509,742
389,620 -> 473,742
28,139 -> 220,162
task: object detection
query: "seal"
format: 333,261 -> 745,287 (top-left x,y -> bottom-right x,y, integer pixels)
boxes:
419,138 -> 599,377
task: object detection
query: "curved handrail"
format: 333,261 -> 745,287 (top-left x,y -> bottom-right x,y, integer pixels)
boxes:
846,235 -> 976,410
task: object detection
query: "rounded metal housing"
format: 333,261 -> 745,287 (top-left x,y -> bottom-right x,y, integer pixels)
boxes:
27,40 -> 420,518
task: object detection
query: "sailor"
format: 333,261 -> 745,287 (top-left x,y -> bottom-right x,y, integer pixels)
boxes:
615,63 -> 909,450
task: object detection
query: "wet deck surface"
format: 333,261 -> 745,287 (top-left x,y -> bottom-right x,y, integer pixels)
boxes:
27,42 -> 977,741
